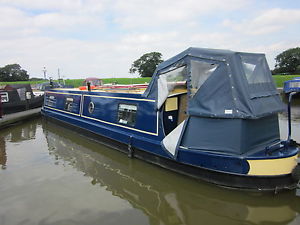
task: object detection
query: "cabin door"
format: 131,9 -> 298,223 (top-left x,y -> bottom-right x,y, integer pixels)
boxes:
162,93 -> 187,135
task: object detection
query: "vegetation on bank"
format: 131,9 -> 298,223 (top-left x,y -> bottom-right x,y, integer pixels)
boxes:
0,64 -> 29,82
63,77 -> 151,87
0,77 -> 152,87
272,47 -> 300,75
272,75 -> 300,87
1,75 -> 300,88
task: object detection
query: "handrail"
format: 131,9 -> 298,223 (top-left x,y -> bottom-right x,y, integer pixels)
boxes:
287,92 -> 297,142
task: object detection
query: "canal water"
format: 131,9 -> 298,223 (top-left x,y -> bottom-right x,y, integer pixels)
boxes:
1,105 -> 300,224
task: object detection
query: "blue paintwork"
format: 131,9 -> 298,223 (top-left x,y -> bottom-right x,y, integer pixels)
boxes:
284,78 -> 300,93
42,89 -> 298,177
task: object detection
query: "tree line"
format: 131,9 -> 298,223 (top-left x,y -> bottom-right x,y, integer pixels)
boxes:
0,47 -> 298,82
0,64 -> 29,82
129,47 -> 300,77
272,47 -> 300,75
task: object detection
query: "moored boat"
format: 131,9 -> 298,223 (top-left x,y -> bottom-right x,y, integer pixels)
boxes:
0,84 -> 44,114
283,77 -> 300,95
41,47 -> 300,191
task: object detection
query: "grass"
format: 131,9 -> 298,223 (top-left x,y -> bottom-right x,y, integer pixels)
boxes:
1,75 -> 298,88
64,77 -> 151,87
0,80 -> 46,86
0,77 -> 152,88
272,75 -> 300,87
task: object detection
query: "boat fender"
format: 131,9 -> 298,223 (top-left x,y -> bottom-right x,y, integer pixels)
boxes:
128,136 -> 134,158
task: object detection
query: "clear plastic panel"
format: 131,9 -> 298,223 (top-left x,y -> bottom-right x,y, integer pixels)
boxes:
157,66 -> 187,109
241,54 -> 272,84
240,54 -> 277,98
190,60 -> 218,96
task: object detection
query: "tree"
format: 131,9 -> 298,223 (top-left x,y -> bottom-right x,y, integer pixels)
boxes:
0,64 -> 29,82
273,47 -> 300,74
129,52 -> 163,77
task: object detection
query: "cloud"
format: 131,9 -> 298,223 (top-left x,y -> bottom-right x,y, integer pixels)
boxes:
223,8 -> 300,35
113,0 -> 249,29
0,1 -> 299,78
0,36 -> 148,78
0,0 -> 105,12
33,12 -> 100,30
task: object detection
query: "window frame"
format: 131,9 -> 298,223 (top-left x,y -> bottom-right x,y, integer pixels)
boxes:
45,95 -> 57,107
0,92 -> 9,103
64,97 -> 74,112
117,103 -> 138,127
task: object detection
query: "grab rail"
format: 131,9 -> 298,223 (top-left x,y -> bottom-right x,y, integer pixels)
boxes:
287,92 -> 297,143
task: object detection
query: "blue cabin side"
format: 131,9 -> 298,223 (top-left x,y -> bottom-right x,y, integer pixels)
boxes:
43,90 -> 171,158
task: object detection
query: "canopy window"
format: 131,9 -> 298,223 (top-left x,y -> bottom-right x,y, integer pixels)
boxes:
240,54 -> 277,99
157,66 -> 187,109
190,60 -> 219,97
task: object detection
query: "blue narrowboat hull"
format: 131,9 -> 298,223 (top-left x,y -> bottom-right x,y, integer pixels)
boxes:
284,79 -> 300,93
42,89 -> 300,191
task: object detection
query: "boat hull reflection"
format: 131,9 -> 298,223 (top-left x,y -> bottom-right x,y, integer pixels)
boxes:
42,121 -> 300,225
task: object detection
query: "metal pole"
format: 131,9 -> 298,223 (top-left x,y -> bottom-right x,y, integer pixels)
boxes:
42,67 -> 47,80
287,92 -> 297,142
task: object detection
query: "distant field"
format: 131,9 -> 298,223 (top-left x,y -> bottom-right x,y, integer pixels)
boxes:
0,77 -> 152,87
272,75 -> 300,87
0,80 -> 45,86
64,77 -> 151,87
1,76 -> 298,88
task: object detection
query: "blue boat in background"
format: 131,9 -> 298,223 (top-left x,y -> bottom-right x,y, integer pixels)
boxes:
284,77 -> 300,94
42,47 -> 300,191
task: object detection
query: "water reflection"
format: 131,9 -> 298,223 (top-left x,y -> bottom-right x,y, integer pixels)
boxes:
0,121 -> 38,170
279,95 -> 300,142
0,136 -> 6,169
42,120 -> 300,225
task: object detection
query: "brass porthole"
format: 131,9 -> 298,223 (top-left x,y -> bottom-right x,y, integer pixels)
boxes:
88,102 -> 95,114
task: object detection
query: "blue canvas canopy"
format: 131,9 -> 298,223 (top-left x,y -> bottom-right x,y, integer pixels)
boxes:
144,47 -> 284,119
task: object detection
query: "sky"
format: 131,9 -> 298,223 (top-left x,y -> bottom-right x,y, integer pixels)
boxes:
0,0 -> 299,79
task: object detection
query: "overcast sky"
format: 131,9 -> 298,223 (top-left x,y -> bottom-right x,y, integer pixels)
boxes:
0,0 -> 299,79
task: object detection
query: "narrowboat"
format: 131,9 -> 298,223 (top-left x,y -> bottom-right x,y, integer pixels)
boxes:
41,47 -> 300,191
283,77 -> 300,94
0,84 -> 44,114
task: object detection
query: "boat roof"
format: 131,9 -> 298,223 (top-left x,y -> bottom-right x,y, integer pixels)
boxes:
144,47 -> 284,119
156,47 -> 264,72
4,84 -> 33,92
54,84 -> 147,94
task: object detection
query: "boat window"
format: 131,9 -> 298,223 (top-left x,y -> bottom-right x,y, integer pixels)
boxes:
190,60 -> 218,97
64,97 -> 74,111
88,102 -> 95,114
117,104 -> 137,126
45,95 -> 56,107
240,54 -> 277,98
0,92 -> 9,103
157,66 -> 187,109
17,88 -> 26,101
240,54 -> 272,84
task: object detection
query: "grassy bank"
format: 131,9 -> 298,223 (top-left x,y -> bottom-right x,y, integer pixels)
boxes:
272,75 -> 300,87
1,76 -> 298,88
0,80 -> 45,86
64,77 -> 151,87
0,77 -> 152,88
